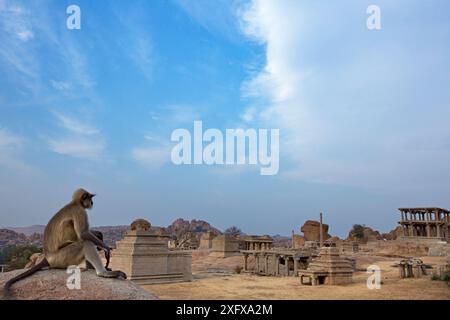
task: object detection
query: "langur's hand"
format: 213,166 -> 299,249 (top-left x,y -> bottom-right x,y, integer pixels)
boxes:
102,246 -> 112,255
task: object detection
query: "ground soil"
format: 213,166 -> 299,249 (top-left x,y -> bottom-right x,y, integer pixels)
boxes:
143,253 -> 450,300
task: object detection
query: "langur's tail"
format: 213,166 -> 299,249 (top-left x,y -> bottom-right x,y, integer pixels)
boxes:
3,258 -> 50,293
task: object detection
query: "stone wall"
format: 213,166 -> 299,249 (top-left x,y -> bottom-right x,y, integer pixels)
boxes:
210,234 -> 240,258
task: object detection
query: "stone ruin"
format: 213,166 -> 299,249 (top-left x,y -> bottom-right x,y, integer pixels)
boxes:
199,231 -> 215,250
292,220 -> 332,248
398,258 -> 427,278
298,247 -> 354,285
110,219 -> 192,284
209,234 -> 240,258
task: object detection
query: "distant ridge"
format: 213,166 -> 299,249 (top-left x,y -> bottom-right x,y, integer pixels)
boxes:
5,225 -> 45,236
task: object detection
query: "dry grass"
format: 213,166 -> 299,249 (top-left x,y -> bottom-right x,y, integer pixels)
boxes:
142,255 -> 450,300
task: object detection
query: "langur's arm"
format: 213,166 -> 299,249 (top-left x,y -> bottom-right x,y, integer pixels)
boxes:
81,231 -> 111,251
73,212 -> 110,251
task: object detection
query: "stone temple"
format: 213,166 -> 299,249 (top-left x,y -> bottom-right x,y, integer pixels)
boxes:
110,219 -> 192,285
298,247 -> 354,285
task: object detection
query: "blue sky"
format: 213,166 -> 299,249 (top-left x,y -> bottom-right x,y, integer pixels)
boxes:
0,0 -> 449,237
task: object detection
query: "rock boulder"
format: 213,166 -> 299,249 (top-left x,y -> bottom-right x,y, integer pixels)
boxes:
0,269 -> 158,300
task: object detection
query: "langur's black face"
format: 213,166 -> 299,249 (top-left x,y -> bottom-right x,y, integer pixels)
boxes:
81,192 -> 95,209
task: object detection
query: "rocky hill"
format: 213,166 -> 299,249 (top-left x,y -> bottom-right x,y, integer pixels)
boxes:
2,218 -> 222,249
0,229 -> 43,247
5,225 -> 45,236
162,218 -> 222,239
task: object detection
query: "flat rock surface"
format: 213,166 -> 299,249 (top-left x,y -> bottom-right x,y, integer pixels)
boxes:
0,269 -> 158,300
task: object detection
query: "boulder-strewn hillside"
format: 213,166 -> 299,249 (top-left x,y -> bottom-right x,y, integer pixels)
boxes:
163,218 -> 222,239
346,225 -> 404,243
2,218 -> 222,249
0,229 -> 43,247
5,225 -> 45,236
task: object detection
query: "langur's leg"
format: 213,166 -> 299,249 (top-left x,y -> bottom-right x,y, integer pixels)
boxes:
46,242 -> 85,268
82,241 -> 126,279
85,230 -> 111,270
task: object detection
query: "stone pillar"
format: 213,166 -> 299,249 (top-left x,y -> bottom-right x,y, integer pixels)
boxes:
399,264 -> 405,278
409,225 -> 414,237
426,224 -> 431,238
255,254 -> 260,273
243,254 -> 248,271
286,257 -> 289,276
275,256 -> 280,276
319,212 -> 324,248
294,259 -> 298,276
437,225 -> 441,238
264,255 -> 268,274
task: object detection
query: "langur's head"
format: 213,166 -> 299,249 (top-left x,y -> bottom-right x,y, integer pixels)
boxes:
73,188 -> 96,209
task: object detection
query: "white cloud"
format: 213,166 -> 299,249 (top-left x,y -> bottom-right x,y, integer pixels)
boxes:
238,0 -> 450,192
113,6 -> 154,81
0,127 -> 33,172
0,127 -> 22,148
50,80 -> 73,92
54,113 -> 99,135
48,138 -> 104,161
131,146 -> 170,169
47,113 -> 104,160
174,0 -> 244,43
241,106 -> 256,122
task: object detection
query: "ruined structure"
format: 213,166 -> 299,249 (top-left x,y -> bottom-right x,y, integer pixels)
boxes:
398,208 -> 450,241
301,219 -> 331,242
398,258 -> 427,278
243,247 -> 317,276
199,231 -> 215,250
298,247 -> 354,285
209,234 -> 240,257
292,219 -> 332,248
243,235 -> 274,251
110,219 -> 192,284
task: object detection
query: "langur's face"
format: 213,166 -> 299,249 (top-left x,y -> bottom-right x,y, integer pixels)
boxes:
81,192 -> 95,209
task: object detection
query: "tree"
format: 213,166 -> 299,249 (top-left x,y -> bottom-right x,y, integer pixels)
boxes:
350,224 -> 366,240
3,245 -> 42,271
224,226 -> 243,237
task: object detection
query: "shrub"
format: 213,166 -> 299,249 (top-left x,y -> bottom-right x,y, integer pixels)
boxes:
4,245 -> 42,271
349,224 -> 365,240
234,265 -> 243,274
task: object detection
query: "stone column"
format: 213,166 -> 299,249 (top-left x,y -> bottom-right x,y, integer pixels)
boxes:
264,255 -> 268,274
426,224 -> 431,238
243,254 -> 248,272
319,212 -> 324,248
410,225 -> 415,237
294,258 -> 298,276
437,225 -> 441,238
399,264 -> 405,278
275,256 -> 280,276
286,257 -> 291,276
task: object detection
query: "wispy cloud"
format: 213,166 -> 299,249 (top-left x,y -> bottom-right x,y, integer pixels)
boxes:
47,137 -> 104,161
0,126 -> 33,172
47,113 -> 105,160
131,104 -> 202,169
131,146 -> 170,169
239,0 -> 450,191
113,4 -> 154,81
0,0 -> 97,101
54,112 -> 99,135
174,0 -> 245,43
